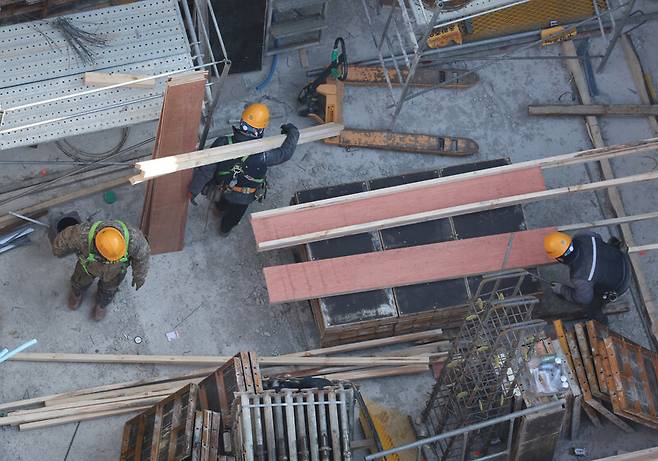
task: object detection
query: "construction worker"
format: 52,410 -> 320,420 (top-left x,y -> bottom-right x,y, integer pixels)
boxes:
188,103 -> 300,236
52,220 -> 150,320
544,231 -> 631,312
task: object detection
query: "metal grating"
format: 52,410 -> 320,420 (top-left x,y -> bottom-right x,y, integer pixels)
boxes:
0,0 -> 195,150
466,0 -> 607,41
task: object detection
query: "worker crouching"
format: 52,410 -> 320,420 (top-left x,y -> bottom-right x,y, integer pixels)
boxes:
52,220 -> 150,321
188,103 -> 300,236
544,230 -> 631,320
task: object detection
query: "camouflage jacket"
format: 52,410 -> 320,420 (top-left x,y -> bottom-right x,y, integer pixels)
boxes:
52,220 -> 150,283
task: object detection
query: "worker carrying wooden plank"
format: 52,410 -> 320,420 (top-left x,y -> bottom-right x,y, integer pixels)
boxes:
188,103 -> 300,236
544,231 -> 631,320
52,220 -> 150,321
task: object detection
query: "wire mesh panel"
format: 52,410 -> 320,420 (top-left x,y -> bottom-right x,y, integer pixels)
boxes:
421,271 -> 545,461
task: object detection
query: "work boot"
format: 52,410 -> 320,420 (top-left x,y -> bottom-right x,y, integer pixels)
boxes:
68,289 -> 83,310
93,304 -> 107,321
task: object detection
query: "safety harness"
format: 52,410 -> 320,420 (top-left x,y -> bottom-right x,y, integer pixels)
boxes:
80,221 -> 130,274
216,135 -> 267,200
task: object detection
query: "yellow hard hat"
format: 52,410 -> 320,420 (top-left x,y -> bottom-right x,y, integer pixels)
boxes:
544,231 -> 573,259
241,103 -> 270,129
95,226 -> 126,262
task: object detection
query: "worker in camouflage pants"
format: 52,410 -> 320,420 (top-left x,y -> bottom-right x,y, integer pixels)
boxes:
52,219 -> 150,321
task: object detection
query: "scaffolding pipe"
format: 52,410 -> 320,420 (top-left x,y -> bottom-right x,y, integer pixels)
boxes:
365,400 -> 566,460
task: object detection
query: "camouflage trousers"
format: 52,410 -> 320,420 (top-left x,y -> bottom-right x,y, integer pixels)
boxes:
70,261 -> 126,306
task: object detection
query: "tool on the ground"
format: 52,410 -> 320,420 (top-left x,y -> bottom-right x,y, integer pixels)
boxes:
298,38 -> 479,157
7,211 -> 49,228
0,339 -> 37,365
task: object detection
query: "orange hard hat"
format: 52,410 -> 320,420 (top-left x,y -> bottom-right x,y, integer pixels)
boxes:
241,103 -> 270,129
544,231 -> 573,259
95,226 -> 126,262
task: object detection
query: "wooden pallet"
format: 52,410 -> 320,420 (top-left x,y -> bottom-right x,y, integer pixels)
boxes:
120,384 -> 199,461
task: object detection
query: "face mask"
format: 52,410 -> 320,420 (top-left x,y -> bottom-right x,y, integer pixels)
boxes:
239,121 -> 264,138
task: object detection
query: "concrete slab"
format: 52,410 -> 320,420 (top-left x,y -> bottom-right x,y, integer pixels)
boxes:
2,1 -> 658,459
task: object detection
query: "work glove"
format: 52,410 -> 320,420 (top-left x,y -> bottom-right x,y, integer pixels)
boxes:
188,191 -> 198,207
280,123 -> 299,135
132,278 -> 145,291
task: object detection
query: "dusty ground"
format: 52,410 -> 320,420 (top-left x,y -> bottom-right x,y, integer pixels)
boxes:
2,0 -> 658,459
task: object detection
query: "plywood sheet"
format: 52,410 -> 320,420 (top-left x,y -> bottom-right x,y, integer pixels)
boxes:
140,72 -> 206,254
264,227 -> 555,304
251,167 -> 546,244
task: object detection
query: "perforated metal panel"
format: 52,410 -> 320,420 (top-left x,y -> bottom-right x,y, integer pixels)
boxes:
0,0 -> 195,150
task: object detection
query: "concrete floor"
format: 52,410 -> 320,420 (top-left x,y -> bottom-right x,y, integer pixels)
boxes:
3,0 -> 658,459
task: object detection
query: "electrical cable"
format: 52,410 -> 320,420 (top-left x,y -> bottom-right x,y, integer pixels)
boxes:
0,136 -> 154,208
55,127 -> 129,161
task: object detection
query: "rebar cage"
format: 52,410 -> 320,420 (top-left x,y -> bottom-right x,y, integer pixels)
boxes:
421,270 -> 546,461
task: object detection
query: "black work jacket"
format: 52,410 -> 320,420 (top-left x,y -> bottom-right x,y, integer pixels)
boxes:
560,231 -> 630,305
189,127 -> 299,204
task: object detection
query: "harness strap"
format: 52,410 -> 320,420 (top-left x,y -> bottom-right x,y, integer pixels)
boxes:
81,221 -> 130,273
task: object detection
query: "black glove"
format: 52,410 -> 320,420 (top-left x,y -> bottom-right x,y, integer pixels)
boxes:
280,123 -> 298,135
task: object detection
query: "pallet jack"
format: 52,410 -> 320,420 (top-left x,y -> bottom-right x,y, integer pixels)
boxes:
298,38 -> 479,156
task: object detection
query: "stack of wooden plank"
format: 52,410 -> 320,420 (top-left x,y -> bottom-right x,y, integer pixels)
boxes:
0,330 -> 447,430
555,319 -> 658,432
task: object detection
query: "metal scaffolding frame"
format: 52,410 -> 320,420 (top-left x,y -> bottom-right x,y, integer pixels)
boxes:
358,0 -> 655,127
420,270 -> 546,461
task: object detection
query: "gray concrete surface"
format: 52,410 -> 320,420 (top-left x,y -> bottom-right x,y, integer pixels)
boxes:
2,1 -> 658,459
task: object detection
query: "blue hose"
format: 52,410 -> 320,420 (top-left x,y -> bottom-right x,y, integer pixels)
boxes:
256,53 -> 279,92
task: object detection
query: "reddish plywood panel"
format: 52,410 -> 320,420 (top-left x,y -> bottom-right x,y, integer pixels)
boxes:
251,167 -> 546,244
264,227 -> 556,304
140,72 -> 206,254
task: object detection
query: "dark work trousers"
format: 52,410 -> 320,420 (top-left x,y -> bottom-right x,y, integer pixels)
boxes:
71,261 -> 127,306
216,194 -> 250,234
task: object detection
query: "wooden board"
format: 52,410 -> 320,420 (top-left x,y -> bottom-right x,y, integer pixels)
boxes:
574,323 -> 605,400
345,66 -> 479,89
139,72 -> 206,254
84,71 -> 156,89
131,123 -> 344,183
264,227 -> 555,304
604,335 -> 658,428
251,167 -> 545,245
529,104 -> 658,116
585,320 -> 610,395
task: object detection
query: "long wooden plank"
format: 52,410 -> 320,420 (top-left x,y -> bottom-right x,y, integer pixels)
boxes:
140,73 -> 205,254
563,39 -> 658,346
286,329 -> 445,357
592,446 -> 658,460
621,34 -> 658,134
585,320 -> 609,395
264,227 -> 554,304
130,123 -> 344,184
256,170 -> 658,251
250,138 -> 658,222
84,71 -> 156,89
0,396 -> 164,426
19,405 -> 152,431
251,167 -> 546,245
529,104 -> 658,116
9,353 -> 428,367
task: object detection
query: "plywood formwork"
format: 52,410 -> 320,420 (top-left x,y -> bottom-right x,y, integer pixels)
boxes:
251,167 -> 546,245
265,227 -> 554,304
140,72 -> 206,254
